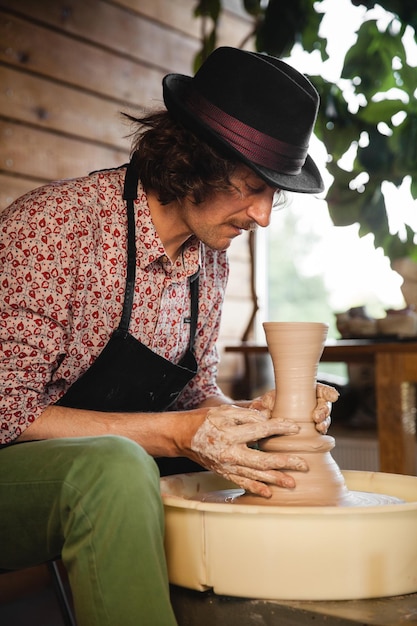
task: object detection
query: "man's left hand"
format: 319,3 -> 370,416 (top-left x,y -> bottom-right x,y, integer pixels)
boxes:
249,382 -> 339,435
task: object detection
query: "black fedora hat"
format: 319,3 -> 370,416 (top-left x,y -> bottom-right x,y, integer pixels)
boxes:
163,46 -> 324,194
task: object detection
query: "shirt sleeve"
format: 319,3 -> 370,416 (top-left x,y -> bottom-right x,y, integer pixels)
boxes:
0,187 -> 77,443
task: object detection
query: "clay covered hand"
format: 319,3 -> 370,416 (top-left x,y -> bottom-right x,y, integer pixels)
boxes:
191,404 -> 308,498
249,382 -> 339,435
313,382 -> 339,434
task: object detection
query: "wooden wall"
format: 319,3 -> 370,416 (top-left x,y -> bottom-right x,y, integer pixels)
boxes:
0,0 -> 257,396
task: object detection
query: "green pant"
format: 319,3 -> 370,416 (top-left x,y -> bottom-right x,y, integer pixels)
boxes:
0,435 -> 178,626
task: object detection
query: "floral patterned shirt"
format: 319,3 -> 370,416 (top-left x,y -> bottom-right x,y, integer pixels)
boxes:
0,166 -> 229,444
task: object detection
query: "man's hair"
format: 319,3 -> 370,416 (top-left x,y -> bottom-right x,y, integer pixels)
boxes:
123,110 -> 240,205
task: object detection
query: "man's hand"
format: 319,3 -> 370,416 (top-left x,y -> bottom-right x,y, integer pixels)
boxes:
313,382 -> 339,434
249,382 -> 339,435
191,404 -> 307,498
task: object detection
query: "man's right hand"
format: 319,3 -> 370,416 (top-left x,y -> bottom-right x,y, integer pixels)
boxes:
190,404 -> 308,498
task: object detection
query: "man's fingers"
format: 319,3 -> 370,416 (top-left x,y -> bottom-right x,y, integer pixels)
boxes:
225,473 -> 273,498
223,464 -> 299,491
208,418 -> 300,444
220,447 -> 308,473
223,418 -> 300,443
192,404 -> 309,498
207,407 -> 300,443
316,382 -> 339,402
249,389 -> 275,412
312,400 -> 330,423
315,415 -> 331,434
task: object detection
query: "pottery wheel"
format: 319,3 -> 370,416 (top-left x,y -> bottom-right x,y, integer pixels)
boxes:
192,487 -> 404,506
161,470 -> 417,601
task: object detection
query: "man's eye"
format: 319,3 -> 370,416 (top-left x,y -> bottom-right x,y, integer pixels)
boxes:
246,184 -> 265,195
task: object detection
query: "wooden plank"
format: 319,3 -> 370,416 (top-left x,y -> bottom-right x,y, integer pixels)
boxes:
0,120 -> 129,182
115,0 -> 199,35
114,0 -> 252,45
0,173 -> 44,212
0,12 -> 165,106
217,8 -> 254,49
0,66 -> 134,149
1,0 -> 198,74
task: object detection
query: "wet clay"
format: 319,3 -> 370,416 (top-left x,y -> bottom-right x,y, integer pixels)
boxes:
238,322 -> 350,505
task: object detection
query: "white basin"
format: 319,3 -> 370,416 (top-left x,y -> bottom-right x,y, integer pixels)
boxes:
161,470 -> 417,601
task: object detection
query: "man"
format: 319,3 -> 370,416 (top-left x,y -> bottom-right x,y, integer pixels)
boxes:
0,47 -> 337,625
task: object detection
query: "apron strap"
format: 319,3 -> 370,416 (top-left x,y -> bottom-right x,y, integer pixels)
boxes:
188,268 -> 200,353
119,156 -> 139,335
118,155 -> 200,354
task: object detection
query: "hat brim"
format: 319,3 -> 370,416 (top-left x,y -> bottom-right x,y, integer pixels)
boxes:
163,74 -> 325,194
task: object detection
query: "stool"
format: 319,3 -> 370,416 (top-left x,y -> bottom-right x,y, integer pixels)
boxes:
0,559 -> 76,626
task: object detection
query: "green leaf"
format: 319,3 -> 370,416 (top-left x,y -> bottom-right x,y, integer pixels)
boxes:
390,114 -> 417,178
356,99 -> 406,125
255,0 -> 327,59
342,20 -> 405,98
326,173 -> 363,227
311,79 -> 360,161
298,1 -> 328,60
410,176 -> 417,200
357,186 -> 389,245
398,63 -> 417,101
357,130 -> 395,175
194,0 -> 221,21
243,0 -> 263,17
194,28 -> 217,71
383,225 -> 417,262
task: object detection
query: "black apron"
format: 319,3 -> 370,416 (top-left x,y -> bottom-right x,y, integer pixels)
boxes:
56,159 -> 204,475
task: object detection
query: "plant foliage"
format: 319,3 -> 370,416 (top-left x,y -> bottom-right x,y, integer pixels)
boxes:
193,0 -> 417,264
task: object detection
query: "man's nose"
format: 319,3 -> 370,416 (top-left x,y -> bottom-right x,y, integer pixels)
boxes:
247,196 -> 273,228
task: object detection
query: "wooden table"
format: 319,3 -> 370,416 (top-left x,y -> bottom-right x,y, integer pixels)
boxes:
225,339 -> 417,476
